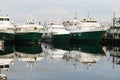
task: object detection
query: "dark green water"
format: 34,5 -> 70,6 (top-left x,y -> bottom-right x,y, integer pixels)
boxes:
0,42 -> 120,80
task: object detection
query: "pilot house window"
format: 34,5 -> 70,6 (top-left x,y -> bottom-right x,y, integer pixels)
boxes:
0,18 -> 9,21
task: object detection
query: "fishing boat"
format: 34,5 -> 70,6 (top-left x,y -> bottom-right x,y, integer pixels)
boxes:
101,13 -> 120,45
64,17 -> 106,44
15,19 -> 44,44
42,22 -> 70,44
103,13 -> 120,40
0,15 -> 15,42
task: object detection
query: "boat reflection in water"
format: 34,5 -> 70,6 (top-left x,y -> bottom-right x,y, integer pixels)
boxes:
103,46 -> 120,69
63,43 -> 105,69
0,44 -> 14,80
14,44 -> 44,66
41,42 -> 105,69
41,42 -> 69,59
1,42 -> 120,80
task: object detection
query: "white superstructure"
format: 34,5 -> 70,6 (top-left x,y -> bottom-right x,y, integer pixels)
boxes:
15,20 -> 44,33
44,22 -> 70,36
0,16 -> 14,34
64,17 -> 105,33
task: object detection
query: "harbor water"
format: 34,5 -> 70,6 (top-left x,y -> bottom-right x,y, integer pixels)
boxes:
0,42 -> 120,80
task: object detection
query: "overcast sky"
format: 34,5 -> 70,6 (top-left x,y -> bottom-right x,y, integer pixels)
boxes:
0,0 -> 120,24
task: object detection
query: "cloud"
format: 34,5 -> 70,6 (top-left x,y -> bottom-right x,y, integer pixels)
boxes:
1,0 -> 120,24
9,6 -> 72,24
32,7 -> 73,22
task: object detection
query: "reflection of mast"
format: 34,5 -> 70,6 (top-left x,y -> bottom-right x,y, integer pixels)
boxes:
88,12 -> 90,18
73,63 -> 77,71
112,55 -> 115,69
105,46 -> 120,69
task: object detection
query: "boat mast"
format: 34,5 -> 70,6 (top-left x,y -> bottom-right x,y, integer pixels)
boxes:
88,12 -> 90,19
73,12 -> 78,25
113,12 -> 116,27
74,12 -> 77,19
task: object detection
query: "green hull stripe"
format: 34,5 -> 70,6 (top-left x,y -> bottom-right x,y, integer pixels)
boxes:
53,34 -> 70,43
15,32 -> 42,41
71,31 -> 105,42
0,33 -> 14,41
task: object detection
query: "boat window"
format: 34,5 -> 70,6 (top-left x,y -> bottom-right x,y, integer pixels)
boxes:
26,21 -> 34,25
0,18 -> 4,21
0,18 -> 9,21
5,18 -> 9,21
79,34 -> 81,36
0,65 -> 4,68
5,65 -> 9,68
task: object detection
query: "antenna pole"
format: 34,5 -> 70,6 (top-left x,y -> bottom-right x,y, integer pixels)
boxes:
88,12 -> 90,18
75,12 -> 77,19
113,12 -> 116,27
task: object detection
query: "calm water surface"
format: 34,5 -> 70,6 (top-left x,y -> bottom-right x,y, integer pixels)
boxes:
0,42 -> 120,80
